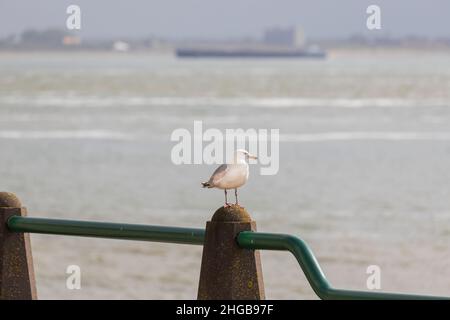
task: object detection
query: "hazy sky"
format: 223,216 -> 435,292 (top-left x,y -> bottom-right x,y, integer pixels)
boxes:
0,0 -> 449,40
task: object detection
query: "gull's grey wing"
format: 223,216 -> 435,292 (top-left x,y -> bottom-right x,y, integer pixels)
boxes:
208,164 -> 229,186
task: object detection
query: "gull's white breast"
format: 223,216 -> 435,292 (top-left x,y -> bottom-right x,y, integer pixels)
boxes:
215,163 -> 249,189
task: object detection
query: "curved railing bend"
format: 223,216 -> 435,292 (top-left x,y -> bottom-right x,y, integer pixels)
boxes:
6,216 -> 449,300
237,231 -> 446,300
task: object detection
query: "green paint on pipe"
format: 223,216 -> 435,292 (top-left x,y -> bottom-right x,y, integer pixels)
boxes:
7,216 -> 205,246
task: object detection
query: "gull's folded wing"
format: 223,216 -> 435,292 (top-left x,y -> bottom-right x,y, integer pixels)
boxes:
209,164 -> 229,186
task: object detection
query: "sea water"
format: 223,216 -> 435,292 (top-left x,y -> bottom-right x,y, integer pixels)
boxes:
1,49 -> 450,299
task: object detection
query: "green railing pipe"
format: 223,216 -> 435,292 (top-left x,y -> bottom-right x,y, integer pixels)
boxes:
237,231 -> 448,300
6,216 -> 449,300
7,216 -> 205,246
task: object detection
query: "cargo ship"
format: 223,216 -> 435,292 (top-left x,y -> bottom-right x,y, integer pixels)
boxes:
175,45 -> 326,59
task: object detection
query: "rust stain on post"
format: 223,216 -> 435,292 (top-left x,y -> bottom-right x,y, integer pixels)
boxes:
197,205 -> 265,300
0,192 -> 37,300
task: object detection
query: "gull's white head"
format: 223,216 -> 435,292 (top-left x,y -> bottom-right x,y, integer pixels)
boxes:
234,149 -> 258,163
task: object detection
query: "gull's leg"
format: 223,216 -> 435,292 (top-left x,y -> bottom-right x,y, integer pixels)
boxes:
224,189 -> 229,207
234,188 -> 239,205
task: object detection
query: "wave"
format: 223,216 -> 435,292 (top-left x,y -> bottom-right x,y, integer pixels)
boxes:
280,132 -> 450,142
0,130 -> 132,140
1,95 -> 448,108
2,130 -> 450,142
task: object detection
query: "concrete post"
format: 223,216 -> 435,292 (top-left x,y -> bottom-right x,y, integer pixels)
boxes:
197,204 -> 265,300
0,192 -> 37,300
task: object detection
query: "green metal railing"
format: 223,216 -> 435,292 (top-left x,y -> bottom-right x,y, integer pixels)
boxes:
7,216 -> 205,245
7,216 -> 449,300
237,232 -> 447,300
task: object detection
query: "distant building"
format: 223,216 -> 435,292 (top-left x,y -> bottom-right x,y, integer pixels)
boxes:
62,35 -> 81,46
113,41 -> 130,52
263,27 -> 305,48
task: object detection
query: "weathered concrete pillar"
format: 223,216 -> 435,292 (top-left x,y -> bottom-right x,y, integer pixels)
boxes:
197,205 -> 265,300
0,192 -> 37,300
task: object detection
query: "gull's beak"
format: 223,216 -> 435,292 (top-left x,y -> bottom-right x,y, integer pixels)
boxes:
248,154 -> 258,160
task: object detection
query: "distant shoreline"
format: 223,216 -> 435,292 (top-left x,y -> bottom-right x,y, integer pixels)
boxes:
1,46 -> 449,57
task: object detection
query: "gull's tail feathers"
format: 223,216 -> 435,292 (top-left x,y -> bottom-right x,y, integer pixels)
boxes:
201,181 -> 213,188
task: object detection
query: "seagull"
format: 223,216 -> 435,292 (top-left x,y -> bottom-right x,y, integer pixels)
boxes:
201,149 -> 257,207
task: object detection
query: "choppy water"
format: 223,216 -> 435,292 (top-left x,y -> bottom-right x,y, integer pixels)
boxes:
1,50 -> 450,299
